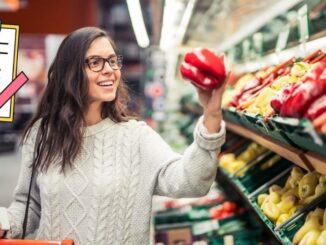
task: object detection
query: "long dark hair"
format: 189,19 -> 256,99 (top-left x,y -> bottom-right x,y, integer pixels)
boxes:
22,27 -> 135,173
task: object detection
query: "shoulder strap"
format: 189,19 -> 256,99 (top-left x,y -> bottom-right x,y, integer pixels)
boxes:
22,127 -> 41,239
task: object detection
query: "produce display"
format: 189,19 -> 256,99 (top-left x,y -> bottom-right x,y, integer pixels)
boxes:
219,142 -> 267,174
257,167 -> 326,226
292,207 -> 326,245
180,48 -> 226,90
209,201 -> 241,220
223,50 -> 326,133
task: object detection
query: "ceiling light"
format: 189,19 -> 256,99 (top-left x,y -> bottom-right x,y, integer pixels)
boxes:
160,0 -> 185,51
175,0 -> 197,46
126,0 -> 150,48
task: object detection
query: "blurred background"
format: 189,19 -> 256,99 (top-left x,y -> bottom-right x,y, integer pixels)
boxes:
0,0 -> 326,244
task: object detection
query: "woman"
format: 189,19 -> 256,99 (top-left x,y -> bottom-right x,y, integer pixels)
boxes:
0,27 -> 226,245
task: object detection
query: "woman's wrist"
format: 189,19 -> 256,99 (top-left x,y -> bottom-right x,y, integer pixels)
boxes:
203,110 -> 222,134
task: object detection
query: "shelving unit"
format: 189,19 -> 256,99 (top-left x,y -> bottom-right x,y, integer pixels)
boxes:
226,121 -> 326,174
156,0 -> 326,243
233,36 -> 326,74
216,169 -> 281,245
217,164 -> 326,245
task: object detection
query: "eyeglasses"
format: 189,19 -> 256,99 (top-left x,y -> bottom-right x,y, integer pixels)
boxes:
85,55 -> 123,72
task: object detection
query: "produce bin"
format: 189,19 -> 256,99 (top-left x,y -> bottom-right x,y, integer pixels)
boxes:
275,193 -> 326,245
238,112 -> 260,133
271,117 -> 326,156
223,107 -> 243,125
233,156 -> 293,195
256,118 -> 294,145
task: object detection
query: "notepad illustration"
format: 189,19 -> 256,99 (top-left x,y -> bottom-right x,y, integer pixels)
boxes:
0,23 -> 28,122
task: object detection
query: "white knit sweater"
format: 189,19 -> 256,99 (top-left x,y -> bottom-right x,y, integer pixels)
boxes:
1,116 -> 225,245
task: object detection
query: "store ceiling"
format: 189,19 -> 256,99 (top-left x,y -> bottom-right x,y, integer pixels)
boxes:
184,0 -> 286,48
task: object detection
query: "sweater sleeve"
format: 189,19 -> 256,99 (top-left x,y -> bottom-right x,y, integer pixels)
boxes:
1,124 -> 41,238
140,116 -> 225,198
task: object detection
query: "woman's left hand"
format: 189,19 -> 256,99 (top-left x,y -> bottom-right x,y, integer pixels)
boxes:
197,74 -> 228,133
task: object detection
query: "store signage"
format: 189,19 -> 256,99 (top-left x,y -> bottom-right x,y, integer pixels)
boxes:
0,20 -> 29,122
298,4 -> 310,43
276,25 -> 290,52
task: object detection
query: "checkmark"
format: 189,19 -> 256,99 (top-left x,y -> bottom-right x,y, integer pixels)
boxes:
0,71 -> 29,109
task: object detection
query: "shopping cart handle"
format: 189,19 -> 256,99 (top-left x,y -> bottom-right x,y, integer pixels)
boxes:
0,239 -> 74,245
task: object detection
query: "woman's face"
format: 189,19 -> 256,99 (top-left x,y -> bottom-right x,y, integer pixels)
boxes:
85,37 -> 121,106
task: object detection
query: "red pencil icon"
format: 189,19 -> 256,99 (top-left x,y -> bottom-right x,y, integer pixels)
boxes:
0,71 -> 29,109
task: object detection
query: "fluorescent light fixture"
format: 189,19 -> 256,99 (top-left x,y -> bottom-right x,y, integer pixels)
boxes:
175,0 -> 197,46
126,0 -> 150,48
160,0 -> 184,51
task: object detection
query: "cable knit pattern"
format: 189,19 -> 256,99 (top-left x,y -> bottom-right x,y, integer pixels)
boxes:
123,121 -> 141,245
1,117 -> 226,245
37,166 -> 60,240
87,135 -> 102,244
62,144 -> 90,245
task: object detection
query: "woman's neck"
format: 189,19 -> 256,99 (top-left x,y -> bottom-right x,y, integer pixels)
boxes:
84,102 -> 103,126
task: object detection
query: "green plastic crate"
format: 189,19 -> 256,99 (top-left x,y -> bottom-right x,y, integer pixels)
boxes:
235,157 -> 293,194
275,194 -> 326,245
223,107 -> 242,125
256,118 -> 294,145
271,116 -> 326,156
154,208 -> 210,226
248,167 -> 293,233
204,214 -> 262,245
238,112 -> 261,133
284,131 -> 326,156
208,229 -> 261,245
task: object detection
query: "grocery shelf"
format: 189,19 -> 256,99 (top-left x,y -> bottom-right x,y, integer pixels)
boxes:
225,121 -> 326,174
216,169 -> 283,244
233,36 -> 326,74
305,152 -> 326,174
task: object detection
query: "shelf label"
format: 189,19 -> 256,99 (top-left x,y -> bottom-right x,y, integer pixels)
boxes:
192,220 -> 219,236
242,39 -> 251,59
297,4 -> 310,42
276,25 -> 290,52
253,32 -> 263,56
224,235 -> 234,245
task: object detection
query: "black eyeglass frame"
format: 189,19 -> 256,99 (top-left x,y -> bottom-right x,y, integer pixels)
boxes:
85,55 -> 123,72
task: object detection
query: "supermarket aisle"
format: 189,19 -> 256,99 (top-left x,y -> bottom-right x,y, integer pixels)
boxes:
0,149 -> 22,207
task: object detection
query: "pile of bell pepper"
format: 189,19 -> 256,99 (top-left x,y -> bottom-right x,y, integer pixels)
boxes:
271,58 -> 326,133
209,201 -> 241,220
223,49 -> 326,134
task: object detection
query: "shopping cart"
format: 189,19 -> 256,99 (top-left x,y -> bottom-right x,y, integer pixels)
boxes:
0,239 -> 74,245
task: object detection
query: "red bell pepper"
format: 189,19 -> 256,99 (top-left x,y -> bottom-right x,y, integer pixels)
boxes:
184,48 -> 226,87
270,83 -> 299,114
280,81 -> 323,118
232,58 -> 294,108
280,59 -> 326,118
180,62 -> 219,90
304,94 -> 326,121
222,201 -> 237,212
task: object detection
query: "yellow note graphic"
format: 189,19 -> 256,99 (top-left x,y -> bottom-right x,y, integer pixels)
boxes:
0,24 -> 19,122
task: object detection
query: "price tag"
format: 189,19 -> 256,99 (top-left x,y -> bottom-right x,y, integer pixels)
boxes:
242,39 -> 251,59
297,4 -> 310,42
253,32 -> 263,56
192,220 -> 219,236
224,235 -> 234,245
276,25 -> 290,52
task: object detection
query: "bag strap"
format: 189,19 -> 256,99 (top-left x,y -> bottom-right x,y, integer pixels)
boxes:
22,127 -> 42,239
